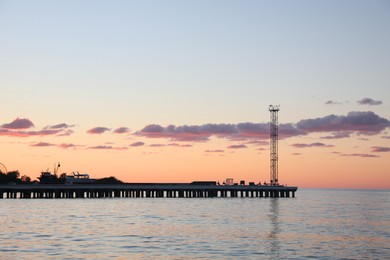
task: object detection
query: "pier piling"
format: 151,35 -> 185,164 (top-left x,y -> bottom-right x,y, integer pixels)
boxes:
0,184 -> 298,199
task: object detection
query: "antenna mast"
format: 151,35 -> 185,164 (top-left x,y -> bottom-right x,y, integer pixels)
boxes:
269,105 -> 280,186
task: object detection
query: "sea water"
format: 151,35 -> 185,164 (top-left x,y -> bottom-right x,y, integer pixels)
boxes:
1,189 -> 389,259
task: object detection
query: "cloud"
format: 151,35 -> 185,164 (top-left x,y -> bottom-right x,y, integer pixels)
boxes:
149,143 -> 192,148
357,98 -> 383,106
88,145 -> 113,149
279,123 -> 307,138
292,152 -> 302,156
0,119 -> 76,137
168,143 -> 193,147
371,147 -> 390,152
321,131 -> 352,139
135,111 -> 389,143
30,142 -> 55,147
227,144 -> 247,149
48,124 -> 76,136
57,129 -> 74,136
45,123 -> 75,129
113,127 -> 131,134
382,136 -> 390,139
234,123 -> 268,139
205,149 -> 225,153
88,145 -> 128,150
292,142 -> 333,148
87,127 -> 110,134
150,144 -> 166,147
136,122 -> 305,142
296,111 -> 389,135
2,118 -> 34,129
340,153 -> 379,158
30,142 -> 83,149
136,124 -> 223,142
325,100 -> 342,105
245,140 -> 269,146
130,141 -> 145,147
58,143 -> 80,149
0,129 -> 63,137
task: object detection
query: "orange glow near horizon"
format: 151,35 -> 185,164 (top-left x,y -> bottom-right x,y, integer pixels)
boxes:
1,131 -> 389,189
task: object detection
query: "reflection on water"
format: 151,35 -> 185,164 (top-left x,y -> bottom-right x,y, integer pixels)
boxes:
1,189 -> 389,259
268,198 -> 280,259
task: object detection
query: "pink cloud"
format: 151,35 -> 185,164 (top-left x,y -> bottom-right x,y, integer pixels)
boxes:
30,142 -> 55,147
149,143 -> 192,148
89,145 -> 113,149
371,147 -> 390,152
227,144 -> 247,149
321,131 -> 352,139
113,127 -> 131,134
279,123 -> 307,139
45,123 -> 75,129
130,141 -> 145,147
168,143 -> 192,147
58,143 -> 80,149
292,142 -> 334,148
88,145 -> 128,150
136,122 -> 305,142
2,118 -> 34,129
296,111 -> 389,135
245,140 -> 269,146
137,124 -> 236,142
0,129 -> 62,137
0,120 -> 76,137
87,127 -> 110,134
340,153 -> 379,158
205,149 -> 225,153
57,129 -> 74,136
150,144 -> 166,147
135,111 -> 390,143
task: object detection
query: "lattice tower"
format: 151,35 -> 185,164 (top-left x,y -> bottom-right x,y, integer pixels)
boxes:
269,105 -> 279,185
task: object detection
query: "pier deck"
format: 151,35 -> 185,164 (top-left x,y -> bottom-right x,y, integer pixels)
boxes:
0,183 -> 297,199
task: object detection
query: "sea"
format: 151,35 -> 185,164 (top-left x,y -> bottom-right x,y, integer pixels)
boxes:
1,189 -> 389,259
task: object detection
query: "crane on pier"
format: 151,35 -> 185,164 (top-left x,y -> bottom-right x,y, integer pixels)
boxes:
0,162 -> 7,174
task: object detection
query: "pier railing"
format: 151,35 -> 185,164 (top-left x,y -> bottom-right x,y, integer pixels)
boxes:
0,184 -> 297,199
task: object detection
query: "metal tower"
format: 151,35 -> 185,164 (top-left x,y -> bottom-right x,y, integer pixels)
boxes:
269,105 -> 280,186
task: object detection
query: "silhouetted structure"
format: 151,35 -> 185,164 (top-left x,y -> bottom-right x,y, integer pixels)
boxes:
0,183 -> 297,199
269,105 -> 279,186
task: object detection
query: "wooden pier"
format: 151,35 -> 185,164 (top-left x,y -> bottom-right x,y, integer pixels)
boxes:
0,183 -> 297,199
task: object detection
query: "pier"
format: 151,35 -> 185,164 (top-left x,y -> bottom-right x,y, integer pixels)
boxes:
0,183 -> 297,199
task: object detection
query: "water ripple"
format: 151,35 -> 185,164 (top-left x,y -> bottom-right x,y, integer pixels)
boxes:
0,190 -> 389,259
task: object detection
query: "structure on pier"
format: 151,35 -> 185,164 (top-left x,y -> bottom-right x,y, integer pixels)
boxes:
269,105 -> 280,186
0,162 -> 7,174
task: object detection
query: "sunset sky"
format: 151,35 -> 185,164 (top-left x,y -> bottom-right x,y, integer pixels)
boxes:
1,1 -> 389,188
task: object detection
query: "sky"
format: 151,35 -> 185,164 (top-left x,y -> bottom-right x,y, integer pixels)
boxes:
1,0 -> 389,189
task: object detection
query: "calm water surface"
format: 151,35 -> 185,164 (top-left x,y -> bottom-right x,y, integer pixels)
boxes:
1,189 -> 389,259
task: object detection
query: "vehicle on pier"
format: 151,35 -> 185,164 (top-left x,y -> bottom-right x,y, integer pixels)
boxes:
38,162 -> 94,185
38,163 -> 64,184
65,172 -> 95,184
38,171 -> 64,184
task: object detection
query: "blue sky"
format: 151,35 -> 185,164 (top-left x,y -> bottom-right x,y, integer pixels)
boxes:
2,0 -> 389,124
